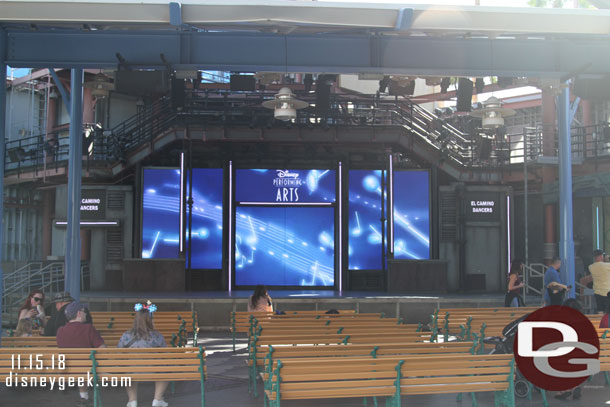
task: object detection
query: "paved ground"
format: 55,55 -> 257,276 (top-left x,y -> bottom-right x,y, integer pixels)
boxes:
1,332 -> 609,407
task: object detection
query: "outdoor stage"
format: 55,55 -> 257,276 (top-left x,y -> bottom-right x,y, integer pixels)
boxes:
81,290 -> 534,329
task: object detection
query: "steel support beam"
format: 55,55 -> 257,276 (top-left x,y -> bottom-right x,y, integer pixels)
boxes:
65,68 -> 83,301
558,83 -> 576,300
169,2 -> 182,27
0,28 -> 6,343
48,68 -> 71,112
5,29 -> 610,77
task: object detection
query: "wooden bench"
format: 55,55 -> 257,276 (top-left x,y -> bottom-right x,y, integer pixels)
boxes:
230,310 -> 360,351
251,341 -> 478,397
91,311 -> 199,346
1,335 -> 122,347
263,353 -> 515,407
0,346 -> 207,407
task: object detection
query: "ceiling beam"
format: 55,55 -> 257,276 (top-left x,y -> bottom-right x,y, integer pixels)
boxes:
4,29 -> 610,78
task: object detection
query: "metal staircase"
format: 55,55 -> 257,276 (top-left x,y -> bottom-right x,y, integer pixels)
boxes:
2,261 -> 89,327
523,262 -> 595,313
6,90 -> 609,183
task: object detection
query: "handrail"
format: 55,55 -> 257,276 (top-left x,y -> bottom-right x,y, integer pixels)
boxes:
6,90 -> 610,176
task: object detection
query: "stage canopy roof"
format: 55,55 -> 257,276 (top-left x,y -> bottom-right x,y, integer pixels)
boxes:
1,1 -> 610,77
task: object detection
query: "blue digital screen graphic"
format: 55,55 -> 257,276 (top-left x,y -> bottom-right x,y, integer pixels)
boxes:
348,170 -> 386,270
189,169 -> 223,269
142,168 -> 181,259
393,171 -> 430,260
141,168 -> 224,268
236,169 -> 336,203
234,206 -> 335,287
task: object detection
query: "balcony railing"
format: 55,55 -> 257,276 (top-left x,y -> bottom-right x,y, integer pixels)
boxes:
4,91 -> 610,174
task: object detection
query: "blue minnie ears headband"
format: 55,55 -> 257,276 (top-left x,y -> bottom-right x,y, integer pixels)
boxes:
134,300 -> 157,313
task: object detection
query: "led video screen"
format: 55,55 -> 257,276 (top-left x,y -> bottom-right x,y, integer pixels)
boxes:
236,169 -> 335,203
348,170 -> 386,270
234,206 -> 335,287
393,171 -> 430,259
189,169 -> 224,269
142,168 -> 181,259
141,168 -> 224,269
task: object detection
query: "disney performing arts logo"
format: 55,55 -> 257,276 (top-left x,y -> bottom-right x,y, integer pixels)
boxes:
276,170 -> 300,179
274,170 -> 302,201
514,305 -> 600,391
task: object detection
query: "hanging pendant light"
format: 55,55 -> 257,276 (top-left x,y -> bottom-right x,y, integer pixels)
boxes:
262,87 -> 309,121
471,96 -> 515,129
84,72 -> 114,99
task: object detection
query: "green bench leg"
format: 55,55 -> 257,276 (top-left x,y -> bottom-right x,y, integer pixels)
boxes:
605,372 -> 610,386
540,389 -> 548,407
198,346 -> 206,407
471,392 -> 478,407
457,393 -> 463,402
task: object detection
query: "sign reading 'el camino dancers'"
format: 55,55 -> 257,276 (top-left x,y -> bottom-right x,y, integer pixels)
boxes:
236,169 -> 336,203
80,190 -> 106,219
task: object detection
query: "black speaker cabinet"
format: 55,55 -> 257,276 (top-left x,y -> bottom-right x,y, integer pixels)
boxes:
387,260 -> 448,293
456,78 -> 473,112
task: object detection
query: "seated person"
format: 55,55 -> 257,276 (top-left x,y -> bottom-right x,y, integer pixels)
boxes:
18,290 -> 46,331
247,285 -> 273,313
57,301 -> 105,406
14,318 -> 33,337
118,301 -> 168,407
44,291 -> 75,336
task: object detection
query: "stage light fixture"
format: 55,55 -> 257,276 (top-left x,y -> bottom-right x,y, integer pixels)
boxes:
379,76 -> 391,93
262,87 -> 308,121
84,72 -> 114,99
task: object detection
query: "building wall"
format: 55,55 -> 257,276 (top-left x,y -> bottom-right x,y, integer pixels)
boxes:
52,184 -> 134,290
4,86 -> 45,141
1,186 -> 43,262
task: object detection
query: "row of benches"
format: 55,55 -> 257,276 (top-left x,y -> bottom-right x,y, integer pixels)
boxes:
4,311 -> 199,348
238,306 -> 609,407
0,347 -> 207,407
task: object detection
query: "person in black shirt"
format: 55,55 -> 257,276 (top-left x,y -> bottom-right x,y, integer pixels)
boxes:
43,292 -> 93,336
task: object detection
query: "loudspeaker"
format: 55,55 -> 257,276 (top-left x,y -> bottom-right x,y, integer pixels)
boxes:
304,74 -> 314,92
171,78 -> 186,110
229,75 -> 256,91
475,78 -> 485,94
440,77 -> 451,94
456,78 -> 473,112
115,70 -> 169,95
316,83 -> 331,112
7,148 -> 26,163
479,138 -> 492,159
573,77 -> 610,101
497,77 -> 514,88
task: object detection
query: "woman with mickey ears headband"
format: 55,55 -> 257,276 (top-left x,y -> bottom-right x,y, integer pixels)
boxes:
118,301 -> 169,407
